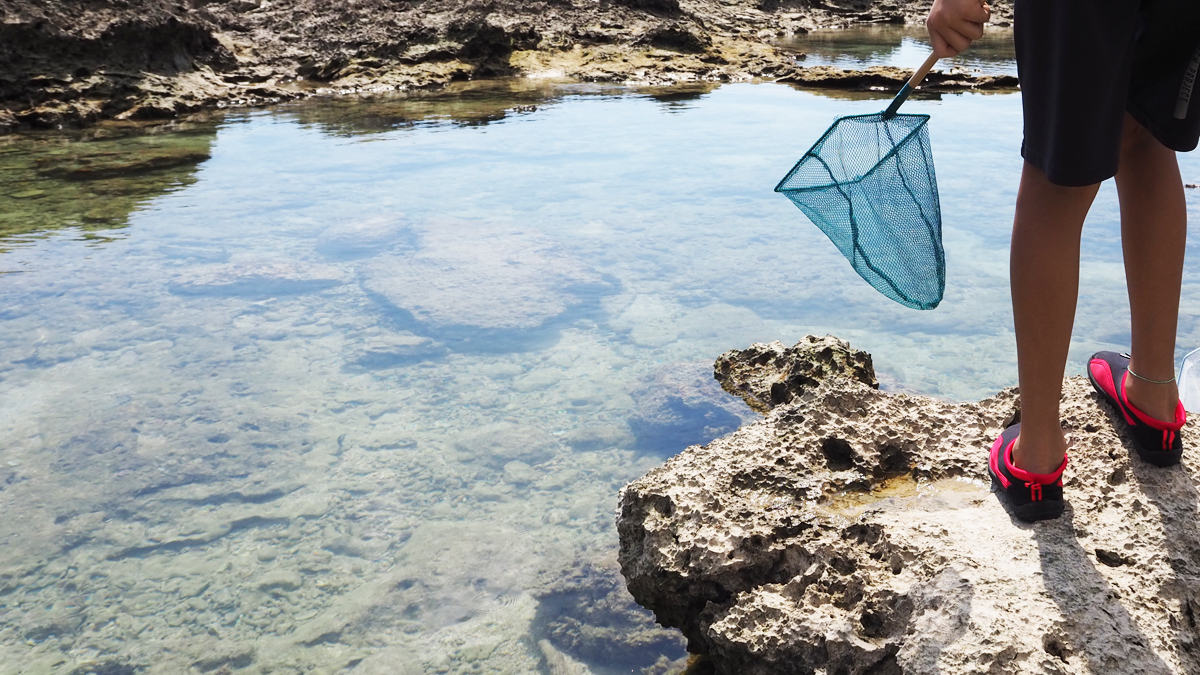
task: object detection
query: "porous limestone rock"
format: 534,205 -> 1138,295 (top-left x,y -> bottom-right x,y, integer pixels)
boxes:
777,65 -> 1020,93
1,0 -> 1018,132
619,339 -> 1200,674
714,335 -> 877,414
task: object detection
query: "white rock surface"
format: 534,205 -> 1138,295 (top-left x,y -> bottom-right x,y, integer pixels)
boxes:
617,337 -> 1200,674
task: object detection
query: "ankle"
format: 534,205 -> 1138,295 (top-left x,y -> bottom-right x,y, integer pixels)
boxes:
1012,428 -> 1068,476
1124,374 -> 1179,423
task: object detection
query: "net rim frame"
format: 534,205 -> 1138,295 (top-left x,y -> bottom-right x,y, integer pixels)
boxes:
772,112 -> 932,194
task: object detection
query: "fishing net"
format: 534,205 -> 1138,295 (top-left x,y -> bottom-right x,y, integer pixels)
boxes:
775,112 -> 944,310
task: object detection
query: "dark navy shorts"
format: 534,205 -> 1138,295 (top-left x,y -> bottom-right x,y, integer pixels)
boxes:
1015,0 -> 1200,186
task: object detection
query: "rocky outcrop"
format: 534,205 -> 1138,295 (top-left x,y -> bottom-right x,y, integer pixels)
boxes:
618,336 -> 1200,674
777,65 -> 1020,92
0,0 -> 1017,133
714,335 -> 877,413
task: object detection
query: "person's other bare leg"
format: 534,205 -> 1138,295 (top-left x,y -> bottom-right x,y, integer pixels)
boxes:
1011,163 -> 1100,474
1117,113 -> 1187,422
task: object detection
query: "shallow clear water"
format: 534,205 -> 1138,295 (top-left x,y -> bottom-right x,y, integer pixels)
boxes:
779,25 -> 1017,75
1,78 -> 1200,674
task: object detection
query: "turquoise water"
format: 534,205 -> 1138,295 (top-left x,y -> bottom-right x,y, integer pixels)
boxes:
2,78 -> 1200,674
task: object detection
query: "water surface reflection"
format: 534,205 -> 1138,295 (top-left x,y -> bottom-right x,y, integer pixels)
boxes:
779,25 -> 1016,75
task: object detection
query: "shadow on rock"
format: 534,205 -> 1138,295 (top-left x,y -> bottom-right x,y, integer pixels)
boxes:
1121,417 -> 1200,667
1023,507 -> 1177,674
1012,385 -> 1200,673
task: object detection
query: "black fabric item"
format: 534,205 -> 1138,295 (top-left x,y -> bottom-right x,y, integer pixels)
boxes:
1014,0 -> 1200,186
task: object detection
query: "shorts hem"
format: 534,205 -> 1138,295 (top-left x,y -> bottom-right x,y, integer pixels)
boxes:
1128,101 -> 1200,154
1021,145 -> 1117,187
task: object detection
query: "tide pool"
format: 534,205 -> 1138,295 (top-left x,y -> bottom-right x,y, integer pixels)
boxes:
1,77 -> 1199,674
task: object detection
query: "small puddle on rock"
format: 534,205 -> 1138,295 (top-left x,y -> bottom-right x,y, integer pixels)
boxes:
817,476 -> 991,521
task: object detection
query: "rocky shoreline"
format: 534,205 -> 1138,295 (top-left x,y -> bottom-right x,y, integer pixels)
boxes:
618,336 -> 1200,674
0,0 -> 1016,134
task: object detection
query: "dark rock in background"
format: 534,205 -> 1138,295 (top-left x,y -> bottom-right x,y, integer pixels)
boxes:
0,0 -> 1016,133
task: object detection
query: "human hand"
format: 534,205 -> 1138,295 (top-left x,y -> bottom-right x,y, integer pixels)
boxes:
926,0 -> 991,58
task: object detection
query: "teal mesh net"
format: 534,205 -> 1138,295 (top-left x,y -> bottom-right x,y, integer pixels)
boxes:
775,112 -> 944,310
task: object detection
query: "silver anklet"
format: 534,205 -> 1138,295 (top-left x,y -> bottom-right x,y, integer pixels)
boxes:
1126,366 -> 1176,385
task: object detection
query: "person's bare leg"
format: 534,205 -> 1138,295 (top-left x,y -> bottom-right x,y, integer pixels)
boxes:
1116,113 -> 1187,422
1010,163 -> 1101,474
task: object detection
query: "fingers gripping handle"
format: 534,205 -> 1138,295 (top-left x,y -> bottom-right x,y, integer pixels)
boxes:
882,52 -> 941,119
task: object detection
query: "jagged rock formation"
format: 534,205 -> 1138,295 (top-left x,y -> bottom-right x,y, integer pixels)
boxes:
618,336 -> 1200,674
777,65 -> 1019,91
0,0 -> 1017,133
714,335 -> 878,413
